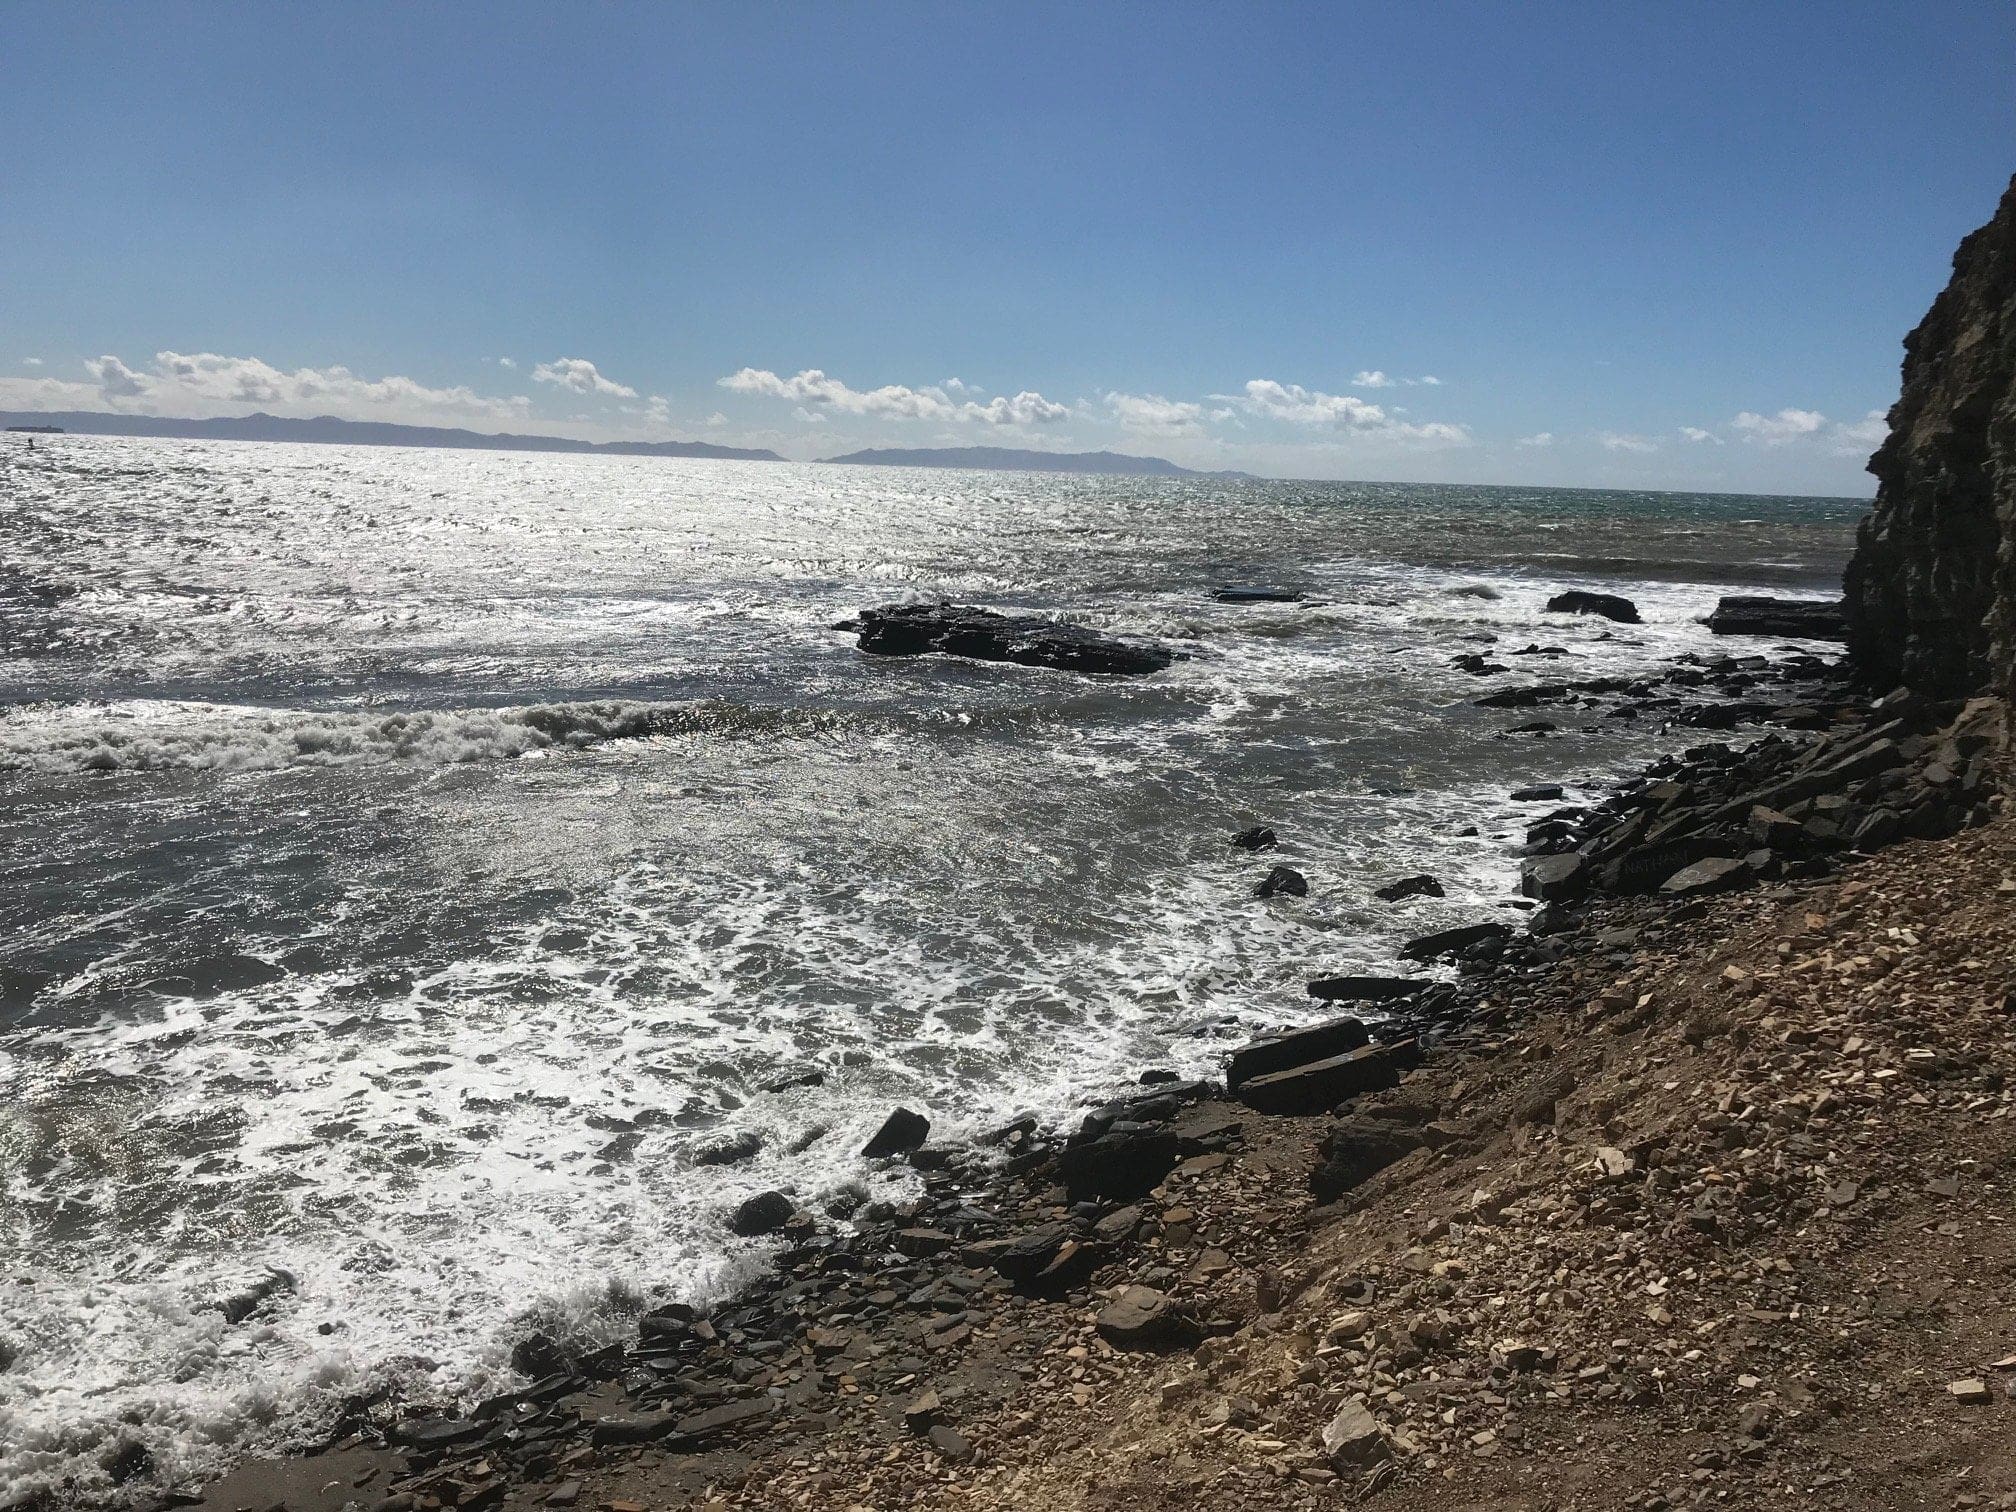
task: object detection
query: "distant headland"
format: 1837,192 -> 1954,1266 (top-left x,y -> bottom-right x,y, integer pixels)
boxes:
817,445 -> 1255,479
0,409 -> 785,462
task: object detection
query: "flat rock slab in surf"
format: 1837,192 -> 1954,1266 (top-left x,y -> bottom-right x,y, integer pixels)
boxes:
1704,595 -> 1848,640
835,601 -> 1176,675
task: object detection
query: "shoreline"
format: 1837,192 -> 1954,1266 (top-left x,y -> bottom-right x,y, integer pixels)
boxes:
158,618 -> 2016,1512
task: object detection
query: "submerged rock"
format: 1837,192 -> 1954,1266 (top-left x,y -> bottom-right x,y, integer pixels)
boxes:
836,602 -> 1174,675
1546,590 -> 1641,623
1374,874 -> 1444,903
1229,825 -> 1278,851
1211,585 -> 1304,603
1256,864 -> 1308,898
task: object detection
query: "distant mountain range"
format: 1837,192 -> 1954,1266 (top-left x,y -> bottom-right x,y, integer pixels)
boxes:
0,409 -> 785,462
818,445 -> 1254,478
1,413 -> 1260,479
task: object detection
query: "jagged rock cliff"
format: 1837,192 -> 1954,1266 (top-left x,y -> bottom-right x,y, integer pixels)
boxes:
1844,174 -> 2016,698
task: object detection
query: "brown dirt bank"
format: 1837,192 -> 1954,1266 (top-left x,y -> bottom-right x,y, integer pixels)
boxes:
202,708 -> 2016,1512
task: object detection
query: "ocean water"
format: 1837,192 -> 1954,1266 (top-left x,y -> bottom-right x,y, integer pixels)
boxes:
0,436 -> 1862,1503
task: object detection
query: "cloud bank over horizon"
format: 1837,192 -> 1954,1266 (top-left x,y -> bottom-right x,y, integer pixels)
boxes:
0,348 -> 1892,492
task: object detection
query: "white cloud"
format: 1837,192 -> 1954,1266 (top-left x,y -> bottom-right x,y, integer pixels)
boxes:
1515,432 -> 1555,448
0,349 -> 536,427
1832,409 -> 1888,449
497,357 -> 516,369
89,354 -> 148,397
1598,431 -> 1660,453
1227,379 -> 1469,446
719,367 -> 1067,426
1678,426 -> 1722,444
1730,407 -> 1826,445
531,357 -> 638,399
703,411 -> 728,427
1352,370 -> 1441,388
22,357 -> 42,367
1105,390 -> 1207,435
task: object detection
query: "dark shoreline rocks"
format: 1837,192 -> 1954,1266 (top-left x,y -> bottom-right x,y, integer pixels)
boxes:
1705,596 -> 1848,640
834,601 -> 1174,675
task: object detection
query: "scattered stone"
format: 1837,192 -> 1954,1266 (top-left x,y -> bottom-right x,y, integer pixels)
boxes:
1095,1286 -> 1196,1350
1949,1378 -> 1994,1405
1321,1400 -> 1393,1467
1231,825 -> 1278,851
926,1425 -> 975,1463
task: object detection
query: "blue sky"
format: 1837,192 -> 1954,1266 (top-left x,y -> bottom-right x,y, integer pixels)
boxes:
2,2 -> 2010,494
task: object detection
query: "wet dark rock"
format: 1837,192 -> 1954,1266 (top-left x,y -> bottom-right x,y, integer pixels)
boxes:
1476,684 -> 1569,708
1306,974 -> 1427,1003
1229,825 -> 1277,851
389,1417 -> 486,1450
510,1333 -> 570,1379
1400,921 -> 1512,961
837,602 -> 1174,675
209,1267 -> 297,1324
693,1131 -> 763,1167
1055,1129 -> 1181,1201
1520,853 -> 1588,902
1256,865 -> 1307,898
1706,596 -> 1848,641
1452,653 -> 1510,674
1546,590 -> 1641,623
862,1107 -> 931,1158
590,1413 -> 676,1447
1226,1017 -> 1371,1091
1234,1040 -> 1416,1115
1510,783 -> 1565,801
1212,585 -> 1304,603
1374,873 -> 1444,902
728,1190 -> 796,1237
763,1067 -> 825,1093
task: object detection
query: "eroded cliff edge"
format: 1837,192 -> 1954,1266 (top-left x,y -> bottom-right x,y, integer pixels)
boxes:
1845,173 -> 2016,699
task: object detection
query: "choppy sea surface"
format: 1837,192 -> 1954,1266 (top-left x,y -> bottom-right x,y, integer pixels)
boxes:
0,436 -> 1863,1502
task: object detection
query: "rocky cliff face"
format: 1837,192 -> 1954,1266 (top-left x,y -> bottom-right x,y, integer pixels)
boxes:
1844,174 -> 2016,699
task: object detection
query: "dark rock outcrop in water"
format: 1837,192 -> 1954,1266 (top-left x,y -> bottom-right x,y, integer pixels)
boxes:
1545,590 -> 1640,624
836,603 -> 1175,676
1845,174 -> 2016,698
1706,596 -> 1848,640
